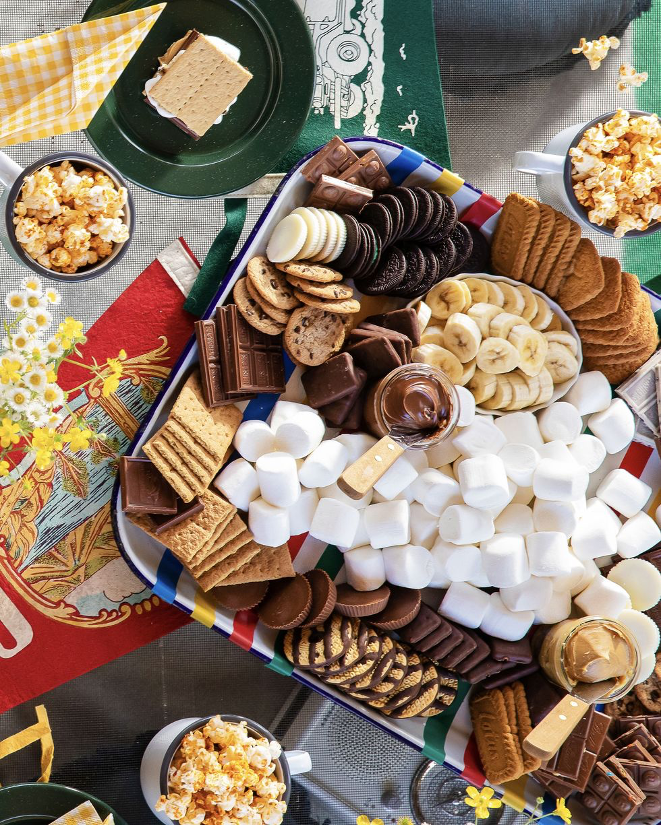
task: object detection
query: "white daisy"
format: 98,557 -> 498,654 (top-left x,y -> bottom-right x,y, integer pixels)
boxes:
20,275 -> 43,296
3,331 -> 33,351
45,410 -> 64,428
31,308 -> 52,331
25,400 -> 50,427
24,293 -> 47,315
44,288 -> 62,306
19,317 -> 41,338
43,383 -> 64,409
7,386 -> 30,412
23,368 -> 47,393
43,337 -> 63,360
5,290 -> 27,313
25,344 -> 47,365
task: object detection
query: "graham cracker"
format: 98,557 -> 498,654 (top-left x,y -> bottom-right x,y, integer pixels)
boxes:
198,538 -> 261,590
142,439 -> 197,502
533,210 -> 570,290
149,435 -> 207,496
159,429 -> 215,482
545,219 -> 581,298
214,542 -> 295,587
512,681 -> 541,773
522,203 -> 555,285
163,419 -> 220,473
569,257 -> 623,321
190,516 -> 248,576
187,508 -> 237,568
574,272 -> 643,335
470,687 -> 525,785
192,530 -> 253,578
170,371 -> 242,458
556,238 -> 605,311
148,33 -> 253,138
490,194 -> 540,280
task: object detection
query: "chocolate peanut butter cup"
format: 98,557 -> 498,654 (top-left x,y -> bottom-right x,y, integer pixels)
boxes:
334,584 -> 391,617
213,581 -> 268,611
301,569 -> 337,627
257,573 -> 311,630
370,586 -> 421,630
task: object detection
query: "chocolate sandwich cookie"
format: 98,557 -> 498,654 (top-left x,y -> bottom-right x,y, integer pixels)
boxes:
322,627 -> 382,686
334,214 -> 362,271
399,603 -> 442,644
404,246 -> 441,298
376,193 -> 405,240
461,225 -> 491,273
388,243 -> 427,297
439,194 -> 458,236
360,201 -> 394,247
449,222 -> 474,273
384,661 -> 440,718
302,569 -> 337,627
369,652 -> 424,711
417,190 -> 446,242
348,640 -> 409,699
407,188 -> 435,240
213,581 -> 268,611
258,574 -> 312,630
370,586 -> 421,630
346,224 -> 374,281
384,187 -> 417,239
353,223 -> 382,282
335,584 -> 391,617
431,235 -> 456,279
359,245 -> 407,295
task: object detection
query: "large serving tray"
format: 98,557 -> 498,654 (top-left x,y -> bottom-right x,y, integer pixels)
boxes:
112,138 -> 661,816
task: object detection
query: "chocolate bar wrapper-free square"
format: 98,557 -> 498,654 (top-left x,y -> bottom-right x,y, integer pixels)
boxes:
218,305 -> 285,394
120,456 -> 177,515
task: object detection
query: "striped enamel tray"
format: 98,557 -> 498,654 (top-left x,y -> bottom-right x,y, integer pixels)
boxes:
112,137 -> 661,818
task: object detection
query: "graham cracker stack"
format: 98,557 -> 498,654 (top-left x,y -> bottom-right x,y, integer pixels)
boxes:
146,30 -> 253,139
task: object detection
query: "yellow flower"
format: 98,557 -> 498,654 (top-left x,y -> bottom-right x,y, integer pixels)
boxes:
0,358 -> 22,385
57,317 -> 84,342
397,819 -> 414,825
552,798 -> 572,825
31,427 -> 65,453
106,357 -> 123,376
102,374 -> 121,397
0,418 -> 21,448
0,460 -> 10,477
34,448 -> 54,470
47,369 -> 57,383
464,786 -> 502,820
23,478 -> 34,492
356,818 -> 383,825
67,427 -> 92,452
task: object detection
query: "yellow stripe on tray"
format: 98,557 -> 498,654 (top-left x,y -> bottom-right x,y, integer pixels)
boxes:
192,589 -> 216,628
500,775 -> 529,812
429,168 -> 465,195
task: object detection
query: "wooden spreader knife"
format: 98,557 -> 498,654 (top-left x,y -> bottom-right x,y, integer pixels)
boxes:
337,435 -> 405,500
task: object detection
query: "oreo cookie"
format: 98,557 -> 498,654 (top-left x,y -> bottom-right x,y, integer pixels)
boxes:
376,193 -> 405,240
360,202 -> 393,247
345,223 -> 372,280
400,246 -> 440,298
354,223 -> 382,282
416,190 -> 446,242
334,214 -> 362,271
431,235 -> 456,279
386,187 -> 418,238
439,194 -> 458,236
407,188 -> 435,240
389,243 -> 427,297
449,222 -> 474,273
359,245 -> 407,295
462,224 -> 491,273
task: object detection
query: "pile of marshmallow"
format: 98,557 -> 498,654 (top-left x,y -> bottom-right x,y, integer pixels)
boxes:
213,370 -> 660,682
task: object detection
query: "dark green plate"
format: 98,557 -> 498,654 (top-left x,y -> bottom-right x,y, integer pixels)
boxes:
83,0 -> 314,198
0,783 -> 126,824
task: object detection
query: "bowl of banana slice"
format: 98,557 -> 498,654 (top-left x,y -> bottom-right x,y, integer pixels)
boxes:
408,273 -> 582,414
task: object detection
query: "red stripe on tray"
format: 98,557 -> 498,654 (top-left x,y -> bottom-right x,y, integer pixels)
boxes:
461,733 -> 487,786
288,533 -> 308,559
619,440 -> 654,477
460,192 -> 502,228
230,609 -> 259,651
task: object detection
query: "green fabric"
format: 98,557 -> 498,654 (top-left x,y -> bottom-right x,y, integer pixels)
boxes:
624,0 -> 661,294
421,679 -> 471,765
183,198 -> 248,316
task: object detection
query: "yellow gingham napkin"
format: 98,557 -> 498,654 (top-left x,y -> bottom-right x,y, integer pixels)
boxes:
50,800 -> 113,825
0,4 -> 165,146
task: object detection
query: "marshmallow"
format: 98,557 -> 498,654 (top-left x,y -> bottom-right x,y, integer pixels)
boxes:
498,443 -> 540,486
635,653 -> 657,684
373,486 -> 415,505
234,419 -> 276,462
534,590 -> 572,624
480,592 -> 534,640
452,416 -> 506,457
494,411 -> 544,449
428,549 -> 452,589
494,503 -> 534,536
574,575 -> 631,619
564,371 -> 612,415
364,500 -> 410,549
538,402 -> 583,444
431,539 -> 484,583
585,497 -> 622,534
437,464 -> 456,479
596,469 -> 652,518
269,400 -> 313,431
511,485 -> 534,505
537,440 -> 576,463
570,557 -> 600,597
410,502 -> 441,550
213,458 -> 259,511
571,508 -> 619,560
439,504 -> 494,544
617,511 -> 661,558
309,498 -> 360,548
287,488 -> 319,536
425,439 -> 461,468
617,608 -> 660,658
404,449 -> 429,473
454,385 -> 476,426
273,411 -> 325,458
411,469 -> 462,516
481,533 -> 529,587
487,478 -> 518,518
298,440 -> 348,489
340,510 -> 370,551
383,544 -> 434,589
526,532 -> 572,577
533,458 -> 589,502
459,454 -> 511,510
567,434 -> 607,474
344,546 -> 386,591
533,499 -> 578,537
248,498 -> 290,546
588,399 -> 635,454
318,481 -> 372,510
501,576 -> 553,612
439,581 -> 490,628
452,455 -> 466,481
334,432 -> 378,465
549,551 -> 586,594
607,558 -> 662,610
373,454 -> 419,500
256,451 -> 301,508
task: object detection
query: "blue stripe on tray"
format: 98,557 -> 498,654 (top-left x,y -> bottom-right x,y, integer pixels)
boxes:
385,146 -> 426,185
153,549 -> 183,603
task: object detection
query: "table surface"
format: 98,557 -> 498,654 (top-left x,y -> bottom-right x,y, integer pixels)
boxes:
0,1 -> 658,824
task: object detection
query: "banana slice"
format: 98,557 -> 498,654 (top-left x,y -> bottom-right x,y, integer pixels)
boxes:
415,300 -> 432,333
485,281 -> 505,307
530,294 -> 554,331
459,358 -> 477,386
535,366 -> 554,405
467,369 -> 498,403
463,277 -> 490,305
489,312 -> 524,339
421,325 -> 446,346
476,337 -> 520,374
467,302 -> 502,337
426,280 -> 472,319
521,371 -> 541,408
543,331 -> 578,356
517,284 -> 538,323
500,283 -> 526,315
443,313 -> 482,363
508,325 -> 548,377
506,370 -> 535,410
482,375 -> 513,410
412,343 -> 464,384
544,342 -> 579,384
546,313 -> 563,331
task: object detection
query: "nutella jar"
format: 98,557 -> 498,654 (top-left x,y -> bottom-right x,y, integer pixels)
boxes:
363,364 -> 459,449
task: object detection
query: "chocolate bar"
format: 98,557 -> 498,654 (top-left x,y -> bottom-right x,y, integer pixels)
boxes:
364,308 -> 421,347
480,661 -> 539,690
217,305 -> 285,394
153,496 -> 205,533
399,603 -> 442,644
302,136 -> 358,184
339,150 -> 391,191
436,626 -> 478,669
543,706 -> 611,790
120,456 -> 177,515
611,715 -> 662,742
346,336 -> 401,378
489,637 -> 532,664
349,325 -> 411,363
612,723 -> 661,756
305,175 -> 373,213
319,368 -> 367,426
301,352 -> 363,408
614,741 -> 657,763
522,670 -> 565,726
195,317 -> 255,406
615,758 -> 661,820
454,629 -> 491,675
578,761 -> 645,824
533,768 -> 577,798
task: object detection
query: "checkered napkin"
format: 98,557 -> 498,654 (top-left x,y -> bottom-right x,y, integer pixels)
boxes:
50,801 -> 113,825
0,4 -> 165,146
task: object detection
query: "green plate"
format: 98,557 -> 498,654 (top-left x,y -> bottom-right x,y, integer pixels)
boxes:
83,0 -> 314,198
0,783 -> 126,824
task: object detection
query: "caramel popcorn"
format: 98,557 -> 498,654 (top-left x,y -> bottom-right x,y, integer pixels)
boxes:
155,717 -> 287,825
12,161 -> 129,274
569,110 -> 661,238
617,62 -> 649,92
572,35 -> 620,70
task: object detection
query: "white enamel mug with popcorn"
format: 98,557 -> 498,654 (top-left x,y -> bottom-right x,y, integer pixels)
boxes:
140,714 -> 311,825
514,109 -> 660,239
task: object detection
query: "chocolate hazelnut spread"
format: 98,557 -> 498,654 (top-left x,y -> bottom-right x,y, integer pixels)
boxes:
382,373 -> 451,444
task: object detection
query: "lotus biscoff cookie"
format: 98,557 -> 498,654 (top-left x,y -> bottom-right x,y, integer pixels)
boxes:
490,193 -> 540,280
